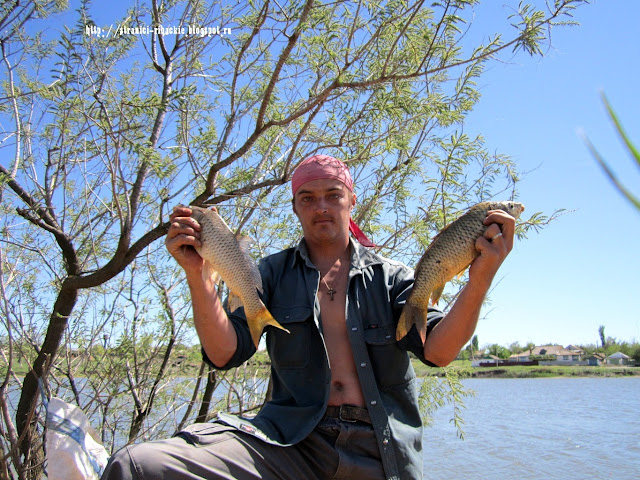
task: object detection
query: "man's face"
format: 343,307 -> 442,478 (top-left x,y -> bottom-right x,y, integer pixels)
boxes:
292,178 -> 356,245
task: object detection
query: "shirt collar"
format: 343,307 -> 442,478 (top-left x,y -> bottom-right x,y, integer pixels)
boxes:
291,236 -> 383,271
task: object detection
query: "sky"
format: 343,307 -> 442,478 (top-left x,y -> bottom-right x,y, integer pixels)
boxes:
459,0 -> 640,348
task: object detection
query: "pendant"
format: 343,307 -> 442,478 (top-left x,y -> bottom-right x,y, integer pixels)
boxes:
327,287 -> 336,301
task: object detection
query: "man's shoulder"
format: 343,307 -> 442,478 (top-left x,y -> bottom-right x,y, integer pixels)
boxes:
258,244 -> 298,269
378,254 -> 414,281
359,245 -> 412,272
374,252 -> 409,269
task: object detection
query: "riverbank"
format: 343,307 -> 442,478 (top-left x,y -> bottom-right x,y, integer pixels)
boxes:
9,356 -> 639,380
412,360 -> 640,378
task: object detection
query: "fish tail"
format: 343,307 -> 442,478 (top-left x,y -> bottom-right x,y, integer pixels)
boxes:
247,306 -> 290,348
396,302 -> 429,344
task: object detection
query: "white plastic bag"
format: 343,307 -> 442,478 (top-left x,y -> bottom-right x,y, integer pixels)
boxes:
45,397 -> 109,480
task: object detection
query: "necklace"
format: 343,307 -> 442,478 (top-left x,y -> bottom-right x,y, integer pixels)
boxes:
321,276 -> 337,301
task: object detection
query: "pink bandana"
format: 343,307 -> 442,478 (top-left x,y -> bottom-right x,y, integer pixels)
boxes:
292,155 -> 376,247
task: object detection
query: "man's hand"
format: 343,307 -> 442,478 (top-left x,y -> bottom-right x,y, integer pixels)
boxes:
468,209 -> 517,290
165,205 -> 205,276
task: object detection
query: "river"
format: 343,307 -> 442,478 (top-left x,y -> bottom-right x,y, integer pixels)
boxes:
7,376 -> 638,478
423,377 -> 640,479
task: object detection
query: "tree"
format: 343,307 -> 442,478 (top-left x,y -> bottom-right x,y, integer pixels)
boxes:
599,325 -> 606,349
0,0 -> 587,476
487,343 -> 510,360
466,334 -> 479,359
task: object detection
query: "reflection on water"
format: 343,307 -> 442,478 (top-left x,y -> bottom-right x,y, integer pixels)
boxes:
424,377 -> 640,479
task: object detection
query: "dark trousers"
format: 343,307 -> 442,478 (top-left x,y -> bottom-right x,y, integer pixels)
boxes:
101,417 -> 385,480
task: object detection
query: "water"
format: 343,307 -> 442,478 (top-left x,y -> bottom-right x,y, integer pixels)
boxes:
7,376 -> 638,478
424,377 -> 640,479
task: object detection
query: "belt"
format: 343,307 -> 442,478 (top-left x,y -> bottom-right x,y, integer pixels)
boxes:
324,405 -> 372,425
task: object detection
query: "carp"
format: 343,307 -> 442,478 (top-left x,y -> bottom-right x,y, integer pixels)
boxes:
396,201 -> 525,342
189,206 -> 289,348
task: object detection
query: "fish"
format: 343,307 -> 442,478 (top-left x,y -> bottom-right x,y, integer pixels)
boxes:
396,201 -> 525,342
189,205 -> 289,348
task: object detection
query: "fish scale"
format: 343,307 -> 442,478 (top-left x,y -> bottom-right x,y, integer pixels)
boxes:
396,201 -> 525,343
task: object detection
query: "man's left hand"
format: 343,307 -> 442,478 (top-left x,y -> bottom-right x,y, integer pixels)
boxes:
468,209 -> 517,289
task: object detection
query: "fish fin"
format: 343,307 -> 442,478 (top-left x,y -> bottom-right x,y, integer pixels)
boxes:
227,292 -> 243,313
202,260 -> 221,285
396,302 -> 429,344
247,306 -> 290,349
235,235 -> 265,294
455,263 -> 471,280
235,234 -> 254,252
430,285 -> 445,305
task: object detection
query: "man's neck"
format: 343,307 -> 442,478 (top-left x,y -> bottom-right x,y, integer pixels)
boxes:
306,236 -> 351,274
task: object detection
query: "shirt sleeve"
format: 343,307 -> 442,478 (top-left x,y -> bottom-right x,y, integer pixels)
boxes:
200,303 -> 257,370
390,262 -> 444,366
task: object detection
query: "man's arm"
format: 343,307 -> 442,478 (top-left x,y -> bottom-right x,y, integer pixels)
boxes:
423,209 -> 517,366
165,205 -> 237,368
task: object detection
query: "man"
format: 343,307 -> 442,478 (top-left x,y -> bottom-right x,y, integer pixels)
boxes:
101,154 -> 517,480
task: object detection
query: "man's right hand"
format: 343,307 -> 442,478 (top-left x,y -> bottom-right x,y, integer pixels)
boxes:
165,205 -> 205,276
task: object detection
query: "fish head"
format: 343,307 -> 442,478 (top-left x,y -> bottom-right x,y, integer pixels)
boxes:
189,205 -> 206,223
188,205 -> 230,230
494,201 -> 525,220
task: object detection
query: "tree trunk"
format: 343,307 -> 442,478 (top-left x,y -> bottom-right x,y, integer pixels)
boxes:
196,368 -> 217,423
15,280 -> 78,478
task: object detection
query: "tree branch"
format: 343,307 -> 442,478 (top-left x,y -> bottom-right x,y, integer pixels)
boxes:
256,0 -> 314,129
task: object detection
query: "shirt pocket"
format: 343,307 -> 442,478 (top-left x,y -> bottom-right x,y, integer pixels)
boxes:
267,305 -> 313,369
363,323 -> 412,389
362,323 -> 396,345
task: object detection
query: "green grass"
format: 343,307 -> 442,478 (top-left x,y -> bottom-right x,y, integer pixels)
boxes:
7,355 -> 638,381
412,359 -> 640,378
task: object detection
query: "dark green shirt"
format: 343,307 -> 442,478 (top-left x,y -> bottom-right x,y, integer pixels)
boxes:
210,238 -> 443,480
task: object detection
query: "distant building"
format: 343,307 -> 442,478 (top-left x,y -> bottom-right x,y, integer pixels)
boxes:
607,352 -> 632,366
509,345 -> 583,365
586,353 -> 606,366
471,353 -> 503,367
566,345 -> 585,355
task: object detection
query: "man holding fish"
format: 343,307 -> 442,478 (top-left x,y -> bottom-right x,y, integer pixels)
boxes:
102,155 -> 522,480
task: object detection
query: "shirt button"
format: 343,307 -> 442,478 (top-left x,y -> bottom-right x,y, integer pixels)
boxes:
360,362 -> 367,367
351,327 -> 358,331
382,439 -> 389,446
370,400 -> 377,406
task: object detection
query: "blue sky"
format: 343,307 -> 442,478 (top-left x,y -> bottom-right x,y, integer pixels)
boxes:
461,0 -> 640,348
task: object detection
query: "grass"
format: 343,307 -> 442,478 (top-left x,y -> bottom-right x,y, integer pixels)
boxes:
412,359 -> 640,378
7,355 -> 638,380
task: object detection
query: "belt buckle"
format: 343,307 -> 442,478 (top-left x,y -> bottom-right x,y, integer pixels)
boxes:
338,405 -> 356,423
